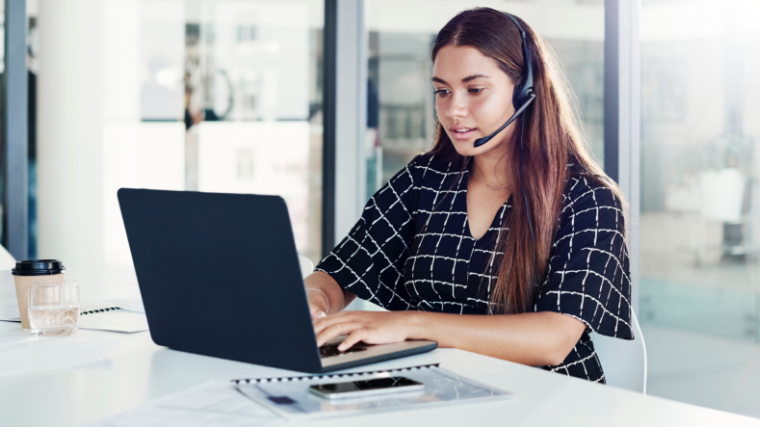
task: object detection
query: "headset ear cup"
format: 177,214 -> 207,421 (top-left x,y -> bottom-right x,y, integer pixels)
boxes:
512,82 -> 527,109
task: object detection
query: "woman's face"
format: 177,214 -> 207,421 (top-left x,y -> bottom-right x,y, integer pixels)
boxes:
433,45 -> 516,158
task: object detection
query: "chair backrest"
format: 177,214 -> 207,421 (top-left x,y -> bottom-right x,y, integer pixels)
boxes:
590,309 -> 647,394
0,245 -> 16,270
298,255 -> 314,279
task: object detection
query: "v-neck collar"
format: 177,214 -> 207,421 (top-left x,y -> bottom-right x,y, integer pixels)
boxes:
460,163 -> 513,243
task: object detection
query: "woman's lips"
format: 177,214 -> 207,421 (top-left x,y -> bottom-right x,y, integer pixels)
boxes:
450,128 -> 476,141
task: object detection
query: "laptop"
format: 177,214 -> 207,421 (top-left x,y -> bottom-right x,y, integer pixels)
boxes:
117,188 -> 437,373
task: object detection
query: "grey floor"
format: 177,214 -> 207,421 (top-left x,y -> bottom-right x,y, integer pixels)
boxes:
643,325 -> 760,419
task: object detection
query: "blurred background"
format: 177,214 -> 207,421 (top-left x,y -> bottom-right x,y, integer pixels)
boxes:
0,0 -> 758,419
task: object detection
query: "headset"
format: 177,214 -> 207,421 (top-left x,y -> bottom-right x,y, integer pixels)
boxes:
472,13 -> 536,148
472,12 -> 540,292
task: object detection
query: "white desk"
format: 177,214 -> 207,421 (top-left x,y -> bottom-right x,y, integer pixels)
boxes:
1,283 -> 759,426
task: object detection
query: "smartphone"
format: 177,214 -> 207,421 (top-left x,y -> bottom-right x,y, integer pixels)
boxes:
308,376 -> 424,400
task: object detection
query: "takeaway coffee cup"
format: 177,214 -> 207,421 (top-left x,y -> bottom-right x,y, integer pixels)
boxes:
11,260 -> 66,329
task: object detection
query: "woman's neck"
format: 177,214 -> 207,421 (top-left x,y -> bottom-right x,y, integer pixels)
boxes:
471,145 -> 511,189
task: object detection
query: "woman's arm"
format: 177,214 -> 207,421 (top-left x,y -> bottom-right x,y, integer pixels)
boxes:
304,271 -> 357,318
313,310 -> 585,367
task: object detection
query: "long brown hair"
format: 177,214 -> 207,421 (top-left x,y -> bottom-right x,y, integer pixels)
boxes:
430,8 -> 626,314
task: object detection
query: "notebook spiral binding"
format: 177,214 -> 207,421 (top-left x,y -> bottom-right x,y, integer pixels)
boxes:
80,307 -> 122,316
232,363 -> 441,385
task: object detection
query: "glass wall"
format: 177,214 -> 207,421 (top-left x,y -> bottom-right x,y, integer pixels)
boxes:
364,0 -> 605,198
639,0 -> 760,417
33,0 -> 323,302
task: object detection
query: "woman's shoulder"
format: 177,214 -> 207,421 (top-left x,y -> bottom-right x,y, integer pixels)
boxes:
405,152 -> 465,181
563,165 -> 620,205
560,164 -> 626,228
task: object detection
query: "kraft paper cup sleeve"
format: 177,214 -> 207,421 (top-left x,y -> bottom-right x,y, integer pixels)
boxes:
13,274 -> 65,330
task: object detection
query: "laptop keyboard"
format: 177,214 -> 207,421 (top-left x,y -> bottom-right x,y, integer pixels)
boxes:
319,343 -> 371,358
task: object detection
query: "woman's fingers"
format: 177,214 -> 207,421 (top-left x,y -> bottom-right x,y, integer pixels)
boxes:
313,311 -> 411,350
338,329 -> 369,351
313,311 -> 359,334
309,303 -> 327,320
316,321 -> 365,347
307,293 -> 329,319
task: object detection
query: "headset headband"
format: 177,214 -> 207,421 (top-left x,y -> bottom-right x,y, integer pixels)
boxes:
503,12 -> 534,104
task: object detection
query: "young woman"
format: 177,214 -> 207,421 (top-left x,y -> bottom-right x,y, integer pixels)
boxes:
304,7 -> 632,383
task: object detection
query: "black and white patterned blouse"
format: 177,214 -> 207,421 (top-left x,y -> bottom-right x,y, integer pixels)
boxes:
316,153 -> 633,383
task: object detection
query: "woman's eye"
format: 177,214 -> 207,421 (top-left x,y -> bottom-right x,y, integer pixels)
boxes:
468,88 -> 484,94
434,89 -> 450,97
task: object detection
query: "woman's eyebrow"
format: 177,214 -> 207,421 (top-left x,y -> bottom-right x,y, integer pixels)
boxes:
432,74 -> 489,85
462,74 -> 489,82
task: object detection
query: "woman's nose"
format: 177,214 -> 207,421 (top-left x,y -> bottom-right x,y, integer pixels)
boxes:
445,93 -> 468,119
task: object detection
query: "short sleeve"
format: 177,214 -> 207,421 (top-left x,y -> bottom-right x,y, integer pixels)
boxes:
535,176 -> 633,339
315,157 -> 422,310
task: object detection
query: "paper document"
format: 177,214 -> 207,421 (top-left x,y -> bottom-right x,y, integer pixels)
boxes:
235,364 -> 515,420
79,310 -> 149,333
102,298 -> 145,313
84,381 -> 284,427
0,304 -> 149,333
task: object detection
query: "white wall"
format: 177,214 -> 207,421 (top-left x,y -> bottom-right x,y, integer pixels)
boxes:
38,0 -> 106,293
38,0 -> 185,301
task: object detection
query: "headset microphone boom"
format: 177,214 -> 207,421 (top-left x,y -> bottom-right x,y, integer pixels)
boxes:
472,94 -> 535,147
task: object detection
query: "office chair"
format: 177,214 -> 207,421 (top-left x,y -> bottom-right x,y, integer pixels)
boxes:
591,309 -> 647,393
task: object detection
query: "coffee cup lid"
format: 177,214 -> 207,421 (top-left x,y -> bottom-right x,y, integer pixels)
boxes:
12,260 -> 66,276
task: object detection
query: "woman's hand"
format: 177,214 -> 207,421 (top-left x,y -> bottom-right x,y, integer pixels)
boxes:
313,310 -> 419,351
312,307 -> 585,366
303,272 -> 357,320
306,288 -> 329,320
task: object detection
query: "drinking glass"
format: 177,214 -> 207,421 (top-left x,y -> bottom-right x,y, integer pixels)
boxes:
27,281 -> 80,336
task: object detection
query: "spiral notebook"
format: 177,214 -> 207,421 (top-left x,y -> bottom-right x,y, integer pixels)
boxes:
0,304 -> 149,334
234,363 -> 515,420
